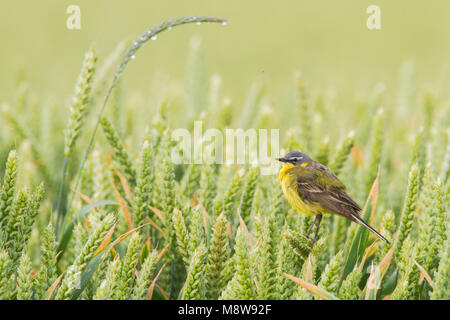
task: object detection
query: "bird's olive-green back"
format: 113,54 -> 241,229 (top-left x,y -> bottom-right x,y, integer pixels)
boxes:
289,159 -> 346,191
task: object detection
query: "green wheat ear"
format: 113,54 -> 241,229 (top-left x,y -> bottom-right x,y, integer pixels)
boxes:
238,166 -> 259,227
133,140 -> 154,228
394,163 -> 420,263
64,45 -> 97,158
214,169 -> 243,221
374,210 -> 395,263
94,258 -> 121,300
100,116 -> 137,186
328,130 -> 355,175
339,267 -> 362,300
131,250 -> 159,300
115,232 -> 141,299
5,189 -> 29,267
276,224 -> 299,300
256,214 -> 278,300
173,208 -> 191,266
16,253 -> 33,300
0,150 -> 18,231
158,133 -> 177,258
417,168 -> 446,279
36,222 -> 58,299
188,205 -> 206,254
229,228 -> 256,300
0,250 -> 12,299
286,228 -> 313,264
182,244 -> 207,300
430,228 -> 449,300
318,250 -> 344,296
391,238 -> 419,300
205,213 -> 230,299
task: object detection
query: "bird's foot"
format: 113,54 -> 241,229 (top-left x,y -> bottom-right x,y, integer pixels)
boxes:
305,235 -> 317,246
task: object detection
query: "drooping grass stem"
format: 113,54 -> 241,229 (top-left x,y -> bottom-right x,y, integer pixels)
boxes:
61,16 -> 227,236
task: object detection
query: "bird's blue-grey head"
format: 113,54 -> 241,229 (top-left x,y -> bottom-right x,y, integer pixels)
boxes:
276,150 -> 309,165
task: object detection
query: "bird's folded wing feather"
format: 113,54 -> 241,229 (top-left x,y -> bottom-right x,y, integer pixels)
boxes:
297,177 -> 361,219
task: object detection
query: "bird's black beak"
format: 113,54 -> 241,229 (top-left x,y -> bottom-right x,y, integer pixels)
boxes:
276,157 -> 288,163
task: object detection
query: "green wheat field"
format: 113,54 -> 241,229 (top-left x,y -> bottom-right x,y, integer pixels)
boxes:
0,1 -> 448,300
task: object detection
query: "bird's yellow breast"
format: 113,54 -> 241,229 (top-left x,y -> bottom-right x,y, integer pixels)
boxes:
279,163 -> 317,216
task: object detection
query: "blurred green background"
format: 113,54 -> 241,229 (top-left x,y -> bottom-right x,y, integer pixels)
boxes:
1,0 -> 450,107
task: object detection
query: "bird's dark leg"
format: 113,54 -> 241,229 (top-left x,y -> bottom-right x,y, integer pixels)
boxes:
305,214 -> 323,245
305,215 -> 319,239
311,214 -> 323,244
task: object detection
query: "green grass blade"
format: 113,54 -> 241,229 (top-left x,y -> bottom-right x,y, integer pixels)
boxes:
284,273 -> 340,300
339,171 -> 380,290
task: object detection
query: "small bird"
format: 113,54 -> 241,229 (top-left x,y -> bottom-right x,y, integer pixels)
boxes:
277,150 -> 389,244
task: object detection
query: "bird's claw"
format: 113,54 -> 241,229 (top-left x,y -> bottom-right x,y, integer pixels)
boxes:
305,235 -> 317,246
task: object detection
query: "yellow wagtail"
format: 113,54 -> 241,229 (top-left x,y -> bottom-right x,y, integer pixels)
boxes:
277,150 -> 389,244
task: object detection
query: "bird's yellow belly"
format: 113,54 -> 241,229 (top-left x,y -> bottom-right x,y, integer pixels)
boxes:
280,173 -> 317,217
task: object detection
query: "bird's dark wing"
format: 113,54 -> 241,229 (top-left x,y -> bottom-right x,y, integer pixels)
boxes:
297,176 -> 361,219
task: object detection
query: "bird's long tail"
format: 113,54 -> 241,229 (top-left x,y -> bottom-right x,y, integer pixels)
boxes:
350,213 -> 390,244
